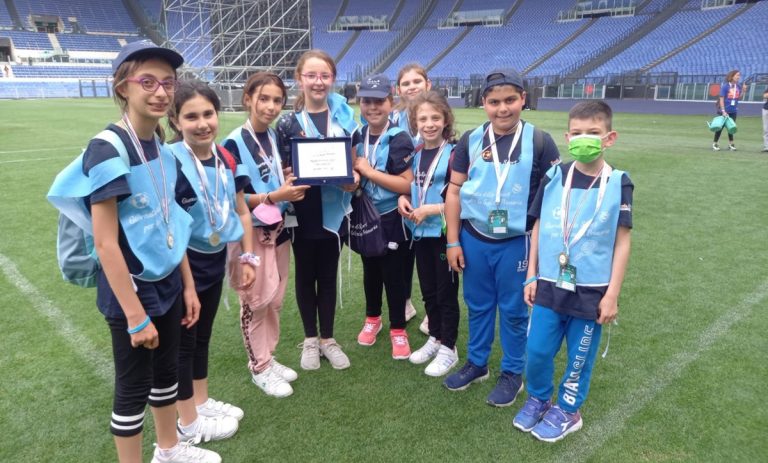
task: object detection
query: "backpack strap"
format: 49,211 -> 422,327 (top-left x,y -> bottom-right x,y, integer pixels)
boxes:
93,129 -> 130,167
217,144 -> 237,173
533,127 -> 544,159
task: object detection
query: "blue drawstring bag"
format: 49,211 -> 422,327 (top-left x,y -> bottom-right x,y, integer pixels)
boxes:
349,190 -> 388,257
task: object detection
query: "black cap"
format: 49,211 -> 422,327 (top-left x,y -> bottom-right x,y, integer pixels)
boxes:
112,40 -> 184,75
481,68 -> 524,95
357,74 -> 392,99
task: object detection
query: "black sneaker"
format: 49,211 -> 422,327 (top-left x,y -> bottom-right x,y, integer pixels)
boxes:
486,371 -> 523,407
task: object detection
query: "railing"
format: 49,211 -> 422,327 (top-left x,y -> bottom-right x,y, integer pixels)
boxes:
438,9 -> 504,28
329,15 -> 389,31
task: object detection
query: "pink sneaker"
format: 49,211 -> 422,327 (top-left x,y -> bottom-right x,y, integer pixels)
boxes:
390,329 -> 411,360
357,316 -> 382,346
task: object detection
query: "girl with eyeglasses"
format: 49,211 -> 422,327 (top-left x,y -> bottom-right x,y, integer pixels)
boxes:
275,50 -> 359,371
48,42 -> 220,463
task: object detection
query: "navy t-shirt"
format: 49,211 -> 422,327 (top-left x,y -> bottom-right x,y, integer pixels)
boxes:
276,110 -> 350,240
451,121 -> 561,240
528,161 -> 634,320
223,128 -> 290,245
415,145 -> 452,200
82,124 -> 184,319
353,126 -> 414,242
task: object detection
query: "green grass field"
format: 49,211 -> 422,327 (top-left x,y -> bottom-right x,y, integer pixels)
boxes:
1,98 -> 767,462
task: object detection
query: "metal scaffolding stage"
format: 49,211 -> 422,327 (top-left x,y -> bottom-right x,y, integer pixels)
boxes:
162,0 -> 310,83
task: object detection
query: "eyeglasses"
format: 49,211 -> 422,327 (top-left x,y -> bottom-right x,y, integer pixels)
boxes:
301,72 -> 334,82
125,77 -> 178,93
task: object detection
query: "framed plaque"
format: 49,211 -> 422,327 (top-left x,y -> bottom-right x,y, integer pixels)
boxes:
290,137 -> 354,185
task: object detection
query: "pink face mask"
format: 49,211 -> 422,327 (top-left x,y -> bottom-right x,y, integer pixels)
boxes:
252,203 -> 282,226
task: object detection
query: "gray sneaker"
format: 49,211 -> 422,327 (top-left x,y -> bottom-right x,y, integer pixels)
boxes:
320,338 -> 351,369
299,337 -> 321,370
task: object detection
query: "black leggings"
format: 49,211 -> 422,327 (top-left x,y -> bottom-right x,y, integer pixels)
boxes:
361,242 -> 411,329
714,112 -> 737,143
292,237 -> 341,339
178,280 -> 223,400
108,296 -> 182,437
415,237 -> 460,348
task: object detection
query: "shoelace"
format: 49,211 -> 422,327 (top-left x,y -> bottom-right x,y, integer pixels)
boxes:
522,398 -> 547,415
392,335 -> 408,346
363,322 -> 378,332
175,441 -> 209,462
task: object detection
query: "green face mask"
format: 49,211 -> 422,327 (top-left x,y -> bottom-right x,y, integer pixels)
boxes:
568,134 -> 604,163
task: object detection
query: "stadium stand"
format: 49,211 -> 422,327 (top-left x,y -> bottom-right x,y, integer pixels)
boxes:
310,0 -> 352,60
343,0 -> 396,17
14,0 -> 136,34
55,34 -> 123,53
2,30 -> 53,50
1,3 -> 16,29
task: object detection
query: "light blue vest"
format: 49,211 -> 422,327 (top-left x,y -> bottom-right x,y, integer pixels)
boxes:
48,128 -> 193,281
538,164 -> 624,286
391,109 -> 421,145
459,122 -> 534,239
223,126 -> 290,225
407,142 -> 452,238
169,142 -> 243,253
295,92 -> 357,235
356,125 -> 406,215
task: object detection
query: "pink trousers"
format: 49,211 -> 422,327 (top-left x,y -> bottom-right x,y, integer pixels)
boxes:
229,228 -> 290,374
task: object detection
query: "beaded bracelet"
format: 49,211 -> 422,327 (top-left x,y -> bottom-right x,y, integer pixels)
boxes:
127,315 -> 151,334
522,276 -> 538,287
239,252 -> 261,268
445,242 -> 461,248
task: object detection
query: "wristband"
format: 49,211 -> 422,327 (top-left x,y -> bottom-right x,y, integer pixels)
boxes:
522,276 -> 538,286
265,192 -> 273,205
239,252 -> 261,268
446,242 -> 461,248
244,193 -> 251,207
127,315 -> 151,334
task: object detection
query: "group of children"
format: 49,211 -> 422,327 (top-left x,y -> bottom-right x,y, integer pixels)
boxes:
48,41 -> 633,462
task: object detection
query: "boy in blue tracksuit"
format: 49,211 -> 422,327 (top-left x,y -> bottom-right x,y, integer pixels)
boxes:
444,69 -> 560,406
513,100 -> 633,442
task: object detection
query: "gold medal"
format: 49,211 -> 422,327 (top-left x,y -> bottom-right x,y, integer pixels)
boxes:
481,149 -> 492,161
558,252 -> 568,268
208,232 -> 221,247
167,232 -> 174,249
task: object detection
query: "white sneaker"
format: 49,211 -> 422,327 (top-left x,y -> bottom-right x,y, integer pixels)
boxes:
251,366 -> 293,398
405,299 -> 417,322
419,315 -> 430,336
151,442 -> 221,463
299,337 -> 321,370
271,358 -> 298,382
320,338 -> 351,369
425,345 -> 459,377
196,397 -> 244,421
409,336 -> 441,364
712,143 -> 720,151
177,415 -> 238,444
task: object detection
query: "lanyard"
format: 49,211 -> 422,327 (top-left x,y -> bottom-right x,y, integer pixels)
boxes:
301,109 -> 332,138
486,121 -> 522,207
119,115 -> 170,229
364,122 -> 390,170
560,161 -> 612,255
183,141 -> 230,232
417,140 -> 447,207
244,119 -> 284,185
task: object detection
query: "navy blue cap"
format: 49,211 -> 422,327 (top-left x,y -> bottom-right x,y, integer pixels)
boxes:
481,68 -> 524,95
358,74 -> 392,99
112,40 -> 184,75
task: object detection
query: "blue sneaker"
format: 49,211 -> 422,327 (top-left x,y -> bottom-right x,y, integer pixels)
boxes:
512,396 -> 551,432
486,371 -> 523,407
531,405 -> 583,442
443,361 -> 489,391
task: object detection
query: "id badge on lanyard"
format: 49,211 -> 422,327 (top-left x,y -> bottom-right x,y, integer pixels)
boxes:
487,124 -> 522,235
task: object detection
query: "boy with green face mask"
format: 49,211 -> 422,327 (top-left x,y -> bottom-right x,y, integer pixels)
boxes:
513,100 -> 633,442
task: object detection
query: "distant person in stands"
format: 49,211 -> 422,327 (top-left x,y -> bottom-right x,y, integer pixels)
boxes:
394,63 -> 433,335
762,88 -> 768,152
712,69 -> 745,151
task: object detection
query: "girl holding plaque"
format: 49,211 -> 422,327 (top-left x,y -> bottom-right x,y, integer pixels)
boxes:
275,50 -> 359,371
223,72 -> 309,397
168,80 -> 255,441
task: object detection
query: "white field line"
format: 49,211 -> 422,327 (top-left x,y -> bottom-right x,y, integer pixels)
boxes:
0,156 -> 72,164
555,278 -> 768,462
0,146 -> 81,155
0,252 -> 112,382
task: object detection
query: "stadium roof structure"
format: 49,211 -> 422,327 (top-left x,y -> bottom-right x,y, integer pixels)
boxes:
163,0 -> 311,82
